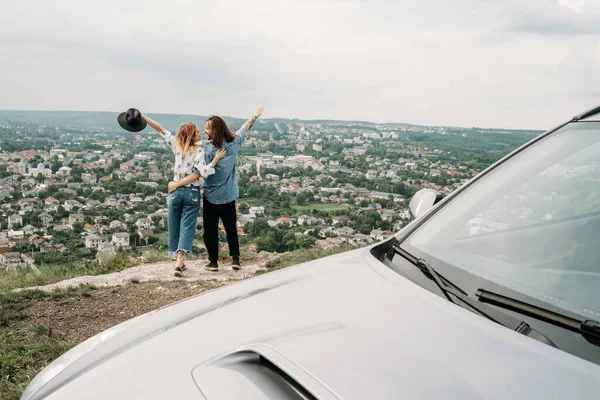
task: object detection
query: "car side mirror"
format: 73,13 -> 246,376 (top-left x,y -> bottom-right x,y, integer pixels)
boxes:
409,189 -> 443,220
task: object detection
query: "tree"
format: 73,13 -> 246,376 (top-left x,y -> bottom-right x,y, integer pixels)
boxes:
296,235 -> 316,249
238,203 -> 250,214
151,216 -> 163,230
254,229 -> 281,253
282,231 -> 296,250
296,193 -> 307,205
245,218 -> 270,236
128,224 -> 137,235
72,222 -> 84,234
56,205 -> 68,218
50,156 -> 61,173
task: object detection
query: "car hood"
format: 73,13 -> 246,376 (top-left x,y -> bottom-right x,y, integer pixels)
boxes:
34,247 -> 600,399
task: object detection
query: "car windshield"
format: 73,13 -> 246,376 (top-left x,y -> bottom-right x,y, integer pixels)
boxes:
402,121 -> 600,321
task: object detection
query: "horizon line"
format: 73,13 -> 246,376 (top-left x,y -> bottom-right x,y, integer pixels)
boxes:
0,107 -> 545,133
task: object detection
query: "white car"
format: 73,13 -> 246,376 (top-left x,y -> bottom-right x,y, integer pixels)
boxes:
23,106 -> 600,399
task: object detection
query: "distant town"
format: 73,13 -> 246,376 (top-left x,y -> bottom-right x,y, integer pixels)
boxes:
0,110 -> 540,270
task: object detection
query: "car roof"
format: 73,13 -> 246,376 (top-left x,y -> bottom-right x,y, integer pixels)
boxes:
573,105 -> 600,121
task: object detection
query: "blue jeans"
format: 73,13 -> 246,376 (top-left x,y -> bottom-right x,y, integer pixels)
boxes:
167,186 -> 201,257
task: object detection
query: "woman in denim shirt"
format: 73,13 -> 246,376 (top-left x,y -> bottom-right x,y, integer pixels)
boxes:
174,106 -> 263,271
142,114 -> 226,276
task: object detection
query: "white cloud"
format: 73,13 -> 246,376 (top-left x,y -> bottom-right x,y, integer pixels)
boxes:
1,0 -> 600,129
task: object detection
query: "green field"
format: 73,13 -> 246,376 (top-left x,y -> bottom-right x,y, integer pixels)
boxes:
154,231 -> 169,246
292,203 -> 346,212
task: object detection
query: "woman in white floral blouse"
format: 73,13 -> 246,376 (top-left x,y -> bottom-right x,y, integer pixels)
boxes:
142,114 -> 226,276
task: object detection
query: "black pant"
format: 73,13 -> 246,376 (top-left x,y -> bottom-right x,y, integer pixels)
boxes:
202,196 -> 239,262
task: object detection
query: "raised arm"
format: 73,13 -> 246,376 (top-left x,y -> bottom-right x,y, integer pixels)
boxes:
241,106 -> 264,133
167,149 -> 227,193
141,114 -> 166,135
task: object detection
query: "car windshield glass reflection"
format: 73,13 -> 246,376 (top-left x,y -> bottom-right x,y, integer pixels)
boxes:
403,123 -> 600,321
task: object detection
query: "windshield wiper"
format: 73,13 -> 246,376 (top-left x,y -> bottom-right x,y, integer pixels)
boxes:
391,245 -> 467,302
389,245 -> 562,334
476,289 -> 600,343
416,258 -> 464,302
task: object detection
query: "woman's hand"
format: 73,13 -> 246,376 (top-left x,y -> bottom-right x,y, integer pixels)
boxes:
214,148 -> 227,163
168,181 -> 178,194
242,107 -> 264,132
253,106 -> 264,119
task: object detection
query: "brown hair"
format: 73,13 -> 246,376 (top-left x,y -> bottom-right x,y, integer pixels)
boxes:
175,122 -> 198,156
206,116 -> 235,148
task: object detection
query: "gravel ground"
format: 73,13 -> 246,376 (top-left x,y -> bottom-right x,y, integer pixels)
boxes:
13,280 -> 227,342
17,255 -> 278,293
12,254 -> 280,342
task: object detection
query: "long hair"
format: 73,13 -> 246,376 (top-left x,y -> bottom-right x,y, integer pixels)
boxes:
206,116 -> 236,148
175,122 -> 198,156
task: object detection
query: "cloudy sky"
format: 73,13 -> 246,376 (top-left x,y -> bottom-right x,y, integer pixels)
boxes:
1,0 -> 600,129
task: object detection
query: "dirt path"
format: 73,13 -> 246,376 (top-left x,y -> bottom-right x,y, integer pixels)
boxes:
17,255 -> 278,293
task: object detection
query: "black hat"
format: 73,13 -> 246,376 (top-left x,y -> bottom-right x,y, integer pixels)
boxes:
117,108 -> 147,132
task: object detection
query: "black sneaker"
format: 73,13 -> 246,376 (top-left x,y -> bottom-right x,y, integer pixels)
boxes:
232,256 -> 241,270
204,261 -> 218,271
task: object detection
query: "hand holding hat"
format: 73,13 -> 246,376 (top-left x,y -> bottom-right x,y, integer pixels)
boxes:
117,108 -> 148,132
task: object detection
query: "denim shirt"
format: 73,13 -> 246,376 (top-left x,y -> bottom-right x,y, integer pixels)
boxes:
202,127 -> 246,204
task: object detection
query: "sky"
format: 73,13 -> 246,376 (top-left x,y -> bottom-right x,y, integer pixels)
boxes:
1,0 -> 600,130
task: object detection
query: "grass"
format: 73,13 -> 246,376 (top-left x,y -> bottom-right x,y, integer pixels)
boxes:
0,326 -> 74,400
0,290 -> 47,328
0,253 -> 138,293
262,245 -> 358,272
0,285 -> 98,327
292,203 -> 346,212
0,286 -> 97,400
139,249 -> 171,264
153,231 -> 169,247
